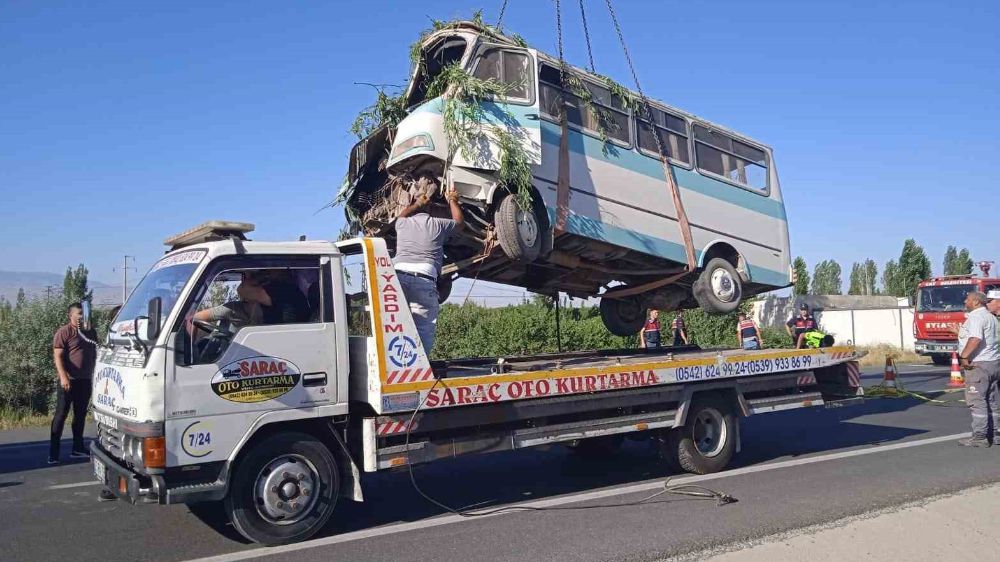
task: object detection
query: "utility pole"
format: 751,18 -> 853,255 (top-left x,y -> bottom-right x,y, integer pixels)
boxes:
114,255 -> 136,305
44,285 -> 54,302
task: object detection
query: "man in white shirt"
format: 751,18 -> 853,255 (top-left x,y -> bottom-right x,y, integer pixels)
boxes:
393,173 -> 464,355
957,291 -> 1000,447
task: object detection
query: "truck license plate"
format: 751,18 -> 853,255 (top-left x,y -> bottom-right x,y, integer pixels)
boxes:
93,458 -> 106,484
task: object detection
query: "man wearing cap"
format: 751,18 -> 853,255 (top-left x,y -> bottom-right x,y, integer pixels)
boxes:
987,289 -> 1000,317
786,304 -> 817,349
393,173 -> 464,355
956,291 -> 1000,447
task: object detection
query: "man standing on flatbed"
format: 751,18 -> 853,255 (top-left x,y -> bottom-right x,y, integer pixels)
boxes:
393,173 -> 464,355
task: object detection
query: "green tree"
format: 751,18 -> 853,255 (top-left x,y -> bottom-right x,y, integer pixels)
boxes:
792,257 -> 810,296
898,239 -> 932,298
943,246 -> 958,276
848,263 -> 862,295
811,260 -> 842,295
849,259 -> 878,295
882,259 -> 901,296
955,248 -> 973,275
62,264 -> 92,304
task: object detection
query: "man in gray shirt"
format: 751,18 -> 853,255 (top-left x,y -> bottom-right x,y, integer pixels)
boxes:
394,173 -> 464,355
957,291 -> 1000,447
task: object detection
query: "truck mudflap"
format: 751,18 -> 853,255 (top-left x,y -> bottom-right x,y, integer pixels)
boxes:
90,442 -> 163,504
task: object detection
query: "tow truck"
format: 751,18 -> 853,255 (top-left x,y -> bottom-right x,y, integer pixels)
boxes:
88,221 -> 864,545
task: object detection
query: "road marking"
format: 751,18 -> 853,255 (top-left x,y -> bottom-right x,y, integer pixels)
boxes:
179,431 -> 970,562
48,481 -> 101,490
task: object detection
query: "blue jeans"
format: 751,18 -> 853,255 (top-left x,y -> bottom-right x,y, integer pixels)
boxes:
398,273 -> 440,354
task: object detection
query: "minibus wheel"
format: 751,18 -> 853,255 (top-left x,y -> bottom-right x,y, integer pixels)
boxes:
495,193 -> 542,262
693,258 -> 743,314
600,295 -> 646,336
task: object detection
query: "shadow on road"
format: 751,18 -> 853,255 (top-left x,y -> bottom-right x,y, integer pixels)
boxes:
305,395 -> 941,540
0,439 -> 93,475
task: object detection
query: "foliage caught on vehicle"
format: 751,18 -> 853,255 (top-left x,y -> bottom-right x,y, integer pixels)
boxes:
426,61 -> 535,210
349,85 -> 408,141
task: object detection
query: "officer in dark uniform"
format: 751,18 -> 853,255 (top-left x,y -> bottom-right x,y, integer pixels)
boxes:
786,304 -> 818,349
639,310 -> 661,349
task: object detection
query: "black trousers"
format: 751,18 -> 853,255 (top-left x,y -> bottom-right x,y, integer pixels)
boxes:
50,378 -> 92,459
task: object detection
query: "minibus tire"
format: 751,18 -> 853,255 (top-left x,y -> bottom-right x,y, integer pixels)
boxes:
694,258 -> 743,314
667,395 -> 737,475
599,295 -> 647,336
495,193 -> 542,262
225,432 -> 339,545
931,355 -> 950,366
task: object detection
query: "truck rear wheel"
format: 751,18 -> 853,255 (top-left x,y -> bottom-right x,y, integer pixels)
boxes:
664,395 -> 737,475
225,432 -> 339,545
693,258 -> 743,314
600,295 -> 647,336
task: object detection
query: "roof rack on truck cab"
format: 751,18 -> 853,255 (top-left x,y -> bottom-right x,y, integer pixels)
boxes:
164,220 -> 255,250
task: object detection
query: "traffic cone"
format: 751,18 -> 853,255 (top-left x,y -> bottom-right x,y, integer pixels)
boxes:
882,357 -> 897,392
947,352 -> 965,388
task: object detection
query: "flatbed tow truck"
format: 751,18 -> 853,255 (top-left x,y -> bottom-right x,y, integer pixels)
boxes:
88,222 -> 864,545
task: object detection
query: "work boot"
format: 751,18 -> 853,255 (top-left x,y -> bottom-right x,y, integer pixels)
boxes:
958,437 -> 991,448
97,488 -> 117,502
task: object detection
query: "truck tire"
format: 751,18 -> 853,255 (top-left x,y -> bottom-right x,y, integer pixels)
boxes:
931,355 -> 950,366
495,193 -> 542,262
600,295 -> 647,336
666,395 -> 737,475
225,432 -> 339,545
693,258 -> 743,315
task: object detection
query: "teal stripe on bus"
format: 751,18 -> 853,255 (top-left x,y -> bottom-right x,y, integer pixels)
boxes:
409,99 -> 787,221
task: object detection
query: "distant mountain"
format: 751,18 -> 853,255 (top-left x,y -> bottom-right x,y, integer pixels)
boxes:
0,270 -> 120,305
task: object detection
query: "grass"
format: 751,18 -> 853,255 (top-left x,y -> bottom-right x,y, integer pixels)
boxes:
0,407 -> 52,431
855,344 -> 930,368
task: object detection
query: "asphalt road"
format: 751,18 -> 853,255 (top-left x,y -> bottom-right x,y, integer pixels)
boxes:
3,364 -> 996,562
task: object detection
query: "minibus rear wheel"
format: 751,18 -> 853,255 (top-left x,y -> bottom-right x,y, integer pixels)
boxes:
693,258 -> 743,314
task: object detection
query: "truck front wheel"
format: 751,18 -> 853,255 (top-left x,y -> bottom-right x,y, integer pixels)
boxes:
225,432 -> 339,545
663,395 -> 737,475
931,355 -> 950,366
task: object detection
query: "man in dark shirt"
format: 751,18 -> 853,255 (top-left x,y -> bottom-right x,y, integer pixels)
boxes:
786,304 -> 818,349
671,310 -> 689,346
50,302 -> 97,464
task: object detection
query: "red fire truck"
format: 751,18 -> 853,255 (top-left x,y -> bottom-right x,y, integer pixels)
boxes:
914,264 -> 999,365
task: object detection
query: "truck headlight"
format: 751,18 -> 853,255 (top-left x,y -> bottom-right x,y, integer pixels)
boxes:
390,134 -> 433,160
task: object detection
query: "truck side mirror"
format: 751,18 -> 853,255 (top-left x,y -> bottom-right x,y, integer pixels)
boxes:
147,297 -> 162,341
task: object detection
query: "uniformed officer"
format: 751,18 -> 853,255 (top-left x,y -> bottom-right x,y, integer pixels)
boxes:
786,304 -> 817,349
639,310 -> 661,349
737,313 -> 762,350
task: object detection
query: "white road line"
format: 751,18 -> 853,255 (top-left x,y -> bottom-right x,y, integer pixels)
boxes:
48,481 -> 101,490
180,431 -> 970,562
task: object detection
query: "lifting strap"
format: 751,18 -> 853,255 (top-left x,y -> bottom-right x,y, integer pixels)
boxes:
553,0 -> 572,236
604,0 -> 697,271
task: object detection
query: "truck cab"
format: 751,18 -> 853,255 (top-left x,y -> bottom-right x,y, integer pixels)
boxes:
91,222 -> 360,539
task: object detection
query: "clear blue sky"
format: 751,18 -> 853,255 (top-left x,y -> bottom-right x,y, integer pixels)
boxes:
2,0 -> 998,294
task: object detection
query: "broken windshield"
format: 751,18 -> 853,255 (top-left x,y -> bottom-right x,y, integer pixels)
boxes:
407,35 -> 469,107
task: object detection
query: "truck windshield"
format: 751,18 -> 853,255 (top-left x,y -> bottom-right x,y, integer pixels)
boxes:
916,285 -> 973,313
111,250 -> 205,340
